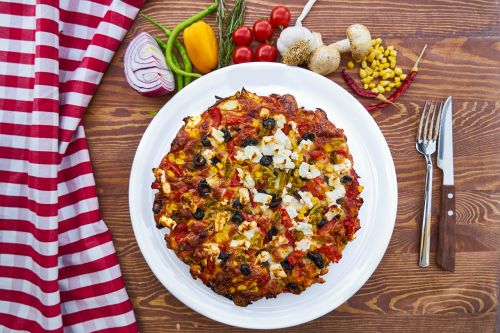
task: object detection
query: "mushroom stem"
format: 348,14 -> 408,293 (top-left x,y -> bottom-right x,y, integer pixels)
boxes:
332,39 -> 351,53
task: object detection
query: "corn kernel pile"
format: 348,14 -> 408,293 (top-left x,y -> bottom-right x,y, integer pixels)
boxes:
346,38 -> 407,94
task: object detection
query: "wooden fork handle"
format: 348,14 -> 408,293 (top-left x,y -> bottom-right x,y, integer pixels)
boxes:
437,184 -> 456,271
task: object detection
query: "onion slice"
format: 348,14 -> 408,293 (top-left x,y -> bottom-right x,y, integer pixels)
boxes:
124,32 -> 175,96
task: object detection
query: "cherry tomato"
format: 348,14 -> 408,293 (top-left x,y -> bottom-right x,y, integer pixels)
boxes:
252,20 -> 273,42
255,43 -> 278,62
270,6 -> 291,28
232,26 -> 253,46
232,46 -> 254,64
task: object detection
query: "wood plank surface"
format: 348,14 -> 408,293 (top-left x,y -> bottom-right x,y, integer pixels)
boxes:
84,0 -> 500,331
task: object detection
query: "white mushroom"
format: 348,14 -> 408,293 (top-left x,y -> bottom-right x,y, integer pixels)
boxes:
307,33 -> 341,75
332,24 -> 372,62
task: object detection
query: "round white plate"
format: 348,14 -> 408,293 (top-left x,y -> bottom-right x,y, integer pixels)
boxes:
129,62 -> 397,329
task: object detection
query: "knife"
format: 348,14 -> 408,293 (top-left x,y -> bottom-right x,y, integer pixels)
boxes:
436,96 -> 456,271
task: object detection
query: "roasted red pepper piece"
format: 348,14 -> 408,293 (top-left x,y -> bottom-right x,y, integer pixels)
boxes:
305,180 -> 325,200
284,230 -> 296,244
279,207 -> 293,228
318,245 -> 342,263
287,250 -> 304,265
167,162 -> 182,177
230,171 -> 240,186
223,189 -> 233,200
308,150 -> 325,160
282,123 -> 291,135
173,185 -> 189,201
225,115 -> 245,125
208,106 -> 221,126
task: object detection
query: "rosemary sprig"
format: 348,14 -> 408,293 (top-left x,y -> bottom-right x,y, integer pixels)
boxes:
217,0 -> 246,68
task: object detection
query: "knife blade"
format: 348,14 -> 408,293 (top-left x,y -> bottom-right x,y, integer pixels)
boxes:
436,96 -> 456,272
437,97 -> 454,184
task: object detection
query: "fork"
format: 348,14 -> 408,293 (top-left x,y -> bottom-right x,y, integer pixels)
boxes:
416,101 -> 443,267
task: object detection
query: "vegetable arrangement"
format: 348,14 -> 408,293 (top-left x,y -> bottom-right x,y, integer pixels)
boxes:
125,0 -> 425,113
230,6 -> 290,63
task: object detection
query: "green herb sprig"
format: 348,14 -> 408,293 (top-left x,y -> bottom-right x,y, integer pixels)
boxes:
217,0 -> 246,68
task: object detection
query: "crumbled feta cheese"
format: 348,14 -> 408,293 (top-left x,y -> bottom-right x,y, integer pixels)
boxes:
201,149 -> 215,160
295,222 -> 313,237
298,162 -> 321,179
298,191 -> 315,209
185,115 -> 201,129
203,243 -> 220,257
238,187 -> 250,204
334,158 -> 352,173
274,129 -> 291,148
326,186 -> 346,204
295,238 -> 312,251
325,206 -> 342,221
237,168 -> 255,189
230,239 -> 246,248
274,114 -> 287,128
288,121 -> 298,132
290,151 -> 299,160
273,149 -> 295,170
219,100 -> 239,111
157,169 -> 171,194
210,127 -> 225,144
297,139 -> 313,152
255,251 -> 271,264
159,215 -> 176,229
282,195 -> 303,219
235,145 -> 262,163
269,235 -> 288,247
252,189 -> 273,205
270,263 -> 287,279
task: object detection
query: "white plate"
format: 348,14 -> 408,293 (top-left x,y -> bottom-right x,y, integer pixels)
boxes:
129,62 -> 397,329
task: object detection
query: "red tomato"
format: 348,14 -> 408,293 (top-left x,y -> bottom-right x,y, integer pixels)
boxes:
252,20 -> 273,42
232,46 -> 254,64
208,106 -> 221,126
255,43 -> 278,62
232,26 -> 253,46
269,6 -> 291,28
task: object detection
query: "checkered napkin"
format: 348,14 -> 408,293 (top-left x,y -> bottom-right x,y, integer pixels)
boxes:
0,0 -> 144,331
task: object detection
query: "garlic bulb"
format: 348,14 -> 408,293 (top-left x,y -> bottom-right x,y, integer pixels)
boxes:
276,0 -> 318,66
277,26 -> 314,66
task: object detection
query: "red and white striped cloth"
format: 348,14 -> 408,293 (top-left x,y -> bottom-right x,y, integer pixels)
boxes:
0,0 -> 144,331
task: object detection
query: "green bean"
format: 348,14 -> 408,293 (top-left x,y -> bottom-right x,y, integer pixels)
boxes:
141,14 -> 193,86
154,36 -> 183,91
165,2 -> 218,78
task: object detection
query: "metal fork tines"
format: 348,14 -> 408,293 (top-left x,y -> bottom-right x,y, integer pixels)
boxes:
416,100 -> 443,267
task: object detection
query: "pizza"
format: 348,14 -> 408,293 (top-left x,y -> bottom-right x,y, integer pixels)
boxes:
151,89 -> 363,306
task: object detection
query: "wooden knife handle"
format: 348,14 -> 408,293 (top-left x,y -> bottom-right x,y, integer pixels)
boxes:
437,184 -> 456,271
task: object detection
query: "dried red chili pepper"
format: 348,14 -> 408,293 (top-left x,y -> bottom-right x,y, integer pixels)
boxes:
364,44 -> 427,112
341,69 -> 401,111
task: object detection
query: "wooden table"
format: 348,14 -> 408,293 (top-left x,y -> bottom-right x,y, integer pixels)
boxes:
85,0 -> 500,331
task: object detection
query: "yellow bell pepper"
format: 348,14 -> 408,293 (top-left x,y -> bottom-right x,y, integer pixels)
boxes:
183,21 -> 218,74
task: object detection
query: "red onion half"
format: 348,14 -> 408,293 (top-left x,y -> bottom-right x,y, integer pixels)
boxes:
124,32 -> 175,96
